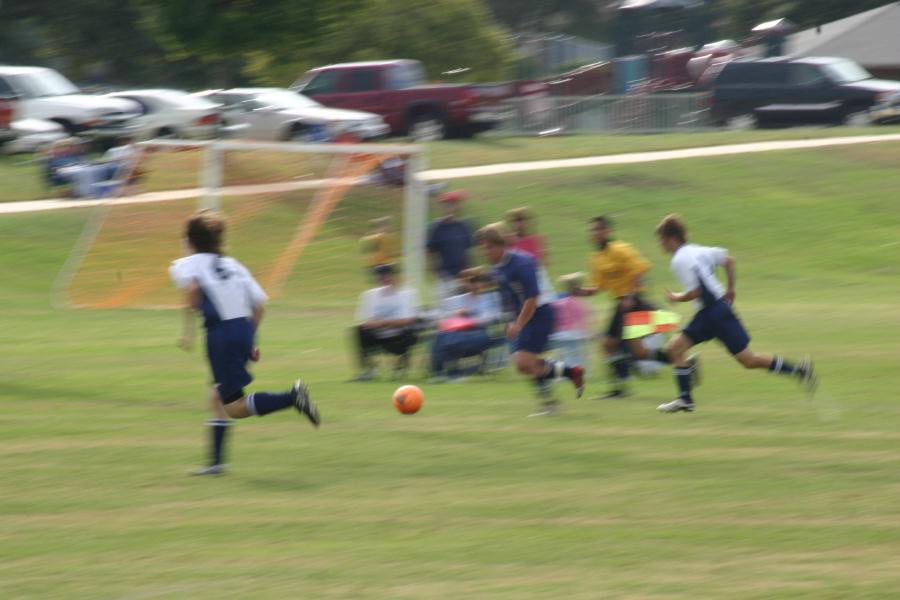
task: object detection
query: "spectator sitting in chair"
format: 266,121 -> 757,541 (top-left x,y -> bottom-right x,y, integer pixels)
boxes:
430,267 -> 505,382
45,137 -> 89,191
351,263 -> 420,382
53,136 -> 141,198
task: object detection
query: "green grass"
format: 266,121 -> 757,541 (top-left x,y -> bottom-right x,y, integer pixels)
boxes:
425,125 -> 900,169
4,126 -> 900,203
0,153 -> 47,203
2,142 -> 900,598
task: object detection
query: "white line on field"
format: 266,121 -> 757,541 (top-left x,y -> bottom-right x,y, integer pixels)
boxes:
3,133 -> 900,216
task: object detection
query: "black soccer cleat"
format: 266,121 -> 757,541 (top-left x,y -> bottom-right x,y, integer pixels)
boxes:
797,356 -> 818,398
292,379 -> 321,427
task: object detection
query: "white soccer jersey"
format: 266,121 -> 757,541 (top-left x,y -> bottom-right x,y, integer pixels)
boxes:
170,253 -> 268,322
670,244 -> 728,308
355,285 -> 420,338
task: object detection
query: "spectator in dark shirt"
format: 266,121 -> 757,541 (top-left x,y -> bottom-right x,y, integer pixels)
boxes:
426,190 -> 473,302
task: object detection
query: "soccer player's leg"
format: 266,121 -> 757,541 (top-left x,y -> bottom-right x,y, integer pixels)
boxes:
350,325 -> 377,381
192,385 -> 232,476
733,349 -> 817,394
657,333 -> 698,413
600,300 -> 631,398
714,302 -> 817,395
657,309 -> 711,413
519,307 -> 585,405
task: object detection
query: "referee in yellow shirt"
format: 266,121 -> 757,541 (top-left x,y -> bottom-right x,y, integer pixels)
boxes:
576,216 -> 657,398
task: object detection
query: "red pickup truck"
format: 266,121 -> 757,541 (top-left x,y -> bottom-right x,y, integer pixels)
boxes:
291,59 -> 545,140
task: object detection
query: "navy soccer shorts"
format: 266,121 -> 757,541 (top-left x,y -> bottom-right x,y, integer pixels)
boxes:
512,303 -> 556,354
206,318 -> 255,403
682,299 -> 751,355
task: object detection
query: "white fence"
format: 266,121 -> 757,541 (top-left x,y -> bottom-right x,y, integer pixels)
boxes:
492,94 -> 714,135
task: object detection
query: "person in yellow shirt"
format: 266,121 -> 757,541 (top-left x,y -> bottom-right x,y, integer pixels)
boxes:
575,215 -> 660,398
360,216 -> 399,272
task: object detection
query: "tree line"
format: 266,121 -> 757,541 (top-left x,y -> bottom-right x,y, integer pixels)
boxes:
0,0 -> 890,89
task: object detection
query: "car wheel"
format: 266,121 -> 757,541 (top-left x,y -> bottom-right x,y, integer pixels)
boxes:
409,114 -> 446,141
725,114 -> 756,130
843,109 -> 871,127
156,127 -> 176,139
287,123 -> 311,142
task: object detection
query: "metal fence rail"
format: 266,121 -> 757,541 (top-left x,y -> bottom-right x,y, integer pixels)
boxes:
492,94 -> 714,135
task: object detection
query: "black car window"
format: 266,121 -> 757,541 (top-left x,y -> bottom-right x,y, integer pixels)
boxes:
0,76 -> 15,98
790,65 -> 826,86
346,69 -> 380,93
719,63 -> 787,85
123,96 -> 152,115
304,71 -> 340,95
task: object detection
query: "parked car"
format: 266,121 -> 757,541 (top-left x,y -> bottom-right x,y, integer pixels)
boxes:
105,89 -> 222,140
710,57 -> 900,127
2,118 -> 66,154
291,59 -> 545,140
871,91 -> 900,125
194,88 -> 388,142
0,92 -> 17,147
0,66 -> 141,142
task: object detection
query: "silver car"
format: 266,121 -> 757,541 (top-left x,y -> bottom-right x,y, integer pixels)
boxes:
194,88 -> 389,141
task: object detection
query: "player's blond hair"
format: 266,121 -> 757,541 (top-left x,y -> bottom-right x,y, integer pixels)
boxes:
655,213 -> 687,243
475,222 -> 511,247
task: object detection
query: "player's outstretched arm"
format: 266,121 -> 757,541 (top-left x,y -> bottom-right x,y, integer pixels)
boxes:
666,287 -> 701,303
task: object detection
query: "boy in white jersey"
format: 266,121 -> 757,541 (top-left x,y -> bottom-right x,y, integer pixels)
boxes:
171,210 -> 320,475
653,214 -> 816,413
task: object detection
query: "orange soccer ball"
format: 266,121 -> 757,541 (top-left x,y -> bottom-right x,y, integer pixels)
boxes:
392,385 -> 424,415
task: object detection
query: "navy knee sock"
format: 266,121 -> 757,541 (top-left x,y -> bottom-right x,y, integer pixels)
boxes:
207,419 -> 231,466
247,390 -> 293,416
674,366 -> 693,401
768,355 -> 800,376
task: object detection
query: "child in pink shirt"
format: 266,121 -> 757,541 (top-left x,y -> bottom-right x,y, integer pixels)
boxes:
507,207 -> 548,264
550,273 -> 593,375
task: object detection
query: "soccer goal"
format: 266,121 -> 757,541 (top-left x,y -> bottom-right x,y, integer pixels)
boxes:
55,139 -> 427,313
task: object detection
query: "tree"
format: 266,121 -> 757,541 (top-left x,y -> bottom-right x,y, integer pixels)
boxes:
486,0 -> 608,40
304,0 -> 514,83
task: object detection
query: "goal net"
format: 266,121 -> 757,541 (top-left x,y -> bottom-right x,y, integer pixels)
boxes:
56,140 -> 427,314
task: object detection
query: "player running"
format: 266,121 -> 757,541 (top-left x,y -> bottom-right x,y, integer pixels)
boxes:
171,209 -> 320,475
653,214 -> 816,413
476,223 -> 585,416
575,216 -> 665,398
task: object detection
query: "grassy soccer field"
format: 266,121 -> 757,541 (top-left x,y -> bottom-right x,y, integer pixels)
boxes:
2,142 -> 900,599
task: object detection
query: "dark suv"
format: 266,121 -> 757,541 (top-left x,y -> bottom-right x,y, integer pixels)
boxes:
711,57 -> 900,126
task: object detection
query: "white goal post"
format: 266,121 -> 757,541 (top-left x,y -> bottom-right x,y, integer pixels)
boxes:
56,138 -> 428,309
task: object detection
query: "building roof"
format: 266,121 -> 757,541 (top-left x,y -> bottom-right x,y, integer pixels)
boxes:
787,2 -> 900,68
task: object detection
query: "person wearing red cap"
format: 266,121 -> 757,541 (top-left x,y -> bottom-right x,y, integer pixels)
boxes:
427,191 -> 474,302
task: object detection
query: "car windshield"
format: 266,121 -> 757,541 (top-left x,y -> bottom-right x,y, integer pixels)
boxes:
255,91 -> 321,110
821,60 -> 872,84
10,69 -> 80,98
